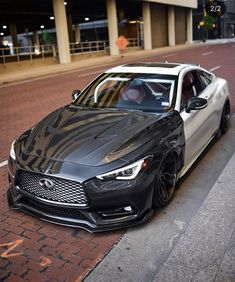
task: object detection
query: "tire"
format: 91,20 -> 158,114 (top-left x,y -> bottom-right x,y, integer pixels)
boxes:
220,101 -> 230,134
153,154 -> 178,208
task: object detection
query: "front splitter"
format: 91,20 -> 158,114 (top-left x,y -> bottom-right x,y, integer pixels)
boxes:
7,189 -> 153,233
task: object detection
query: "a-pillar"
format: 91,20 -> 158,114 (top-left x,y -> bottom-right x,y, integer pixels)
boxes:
142,2 -> 152,50
186,8 -> 193,44
9,24 -> 18,48
52,0 -> 71,63
74,24 -> 81,43
168,6 -> 175,46
106,0 -> 119,55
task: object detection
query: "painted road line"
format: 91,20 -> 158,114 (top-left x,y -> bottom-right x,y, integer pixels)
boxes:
0,160 -> 8,168
162,53 -> 177,58
78,70 -> 106,78
209,66 -> 221,72
202,51 -> 214,56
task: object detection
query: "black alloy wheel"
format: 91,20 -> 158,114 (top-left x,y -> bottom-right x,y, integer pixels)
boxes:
220,101 -> 230,134
153,154 -> 177,208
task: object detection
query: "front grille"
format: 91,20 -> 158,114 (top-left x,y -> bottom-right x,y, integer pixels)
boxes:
16,170 -> 88,206
24,198 -> 85,219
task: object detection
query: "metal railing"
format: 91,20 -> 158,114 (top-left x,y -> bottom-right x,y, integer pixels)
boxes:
127,38 -> 141,48
0,44 -> 56,65
70,40 -> 109,55
70,38 -> 140,55
0,38 -> 141,65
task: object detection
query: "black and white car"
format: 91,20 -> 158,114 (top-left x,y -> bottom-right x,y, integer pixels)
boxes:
8,62 -> 230,232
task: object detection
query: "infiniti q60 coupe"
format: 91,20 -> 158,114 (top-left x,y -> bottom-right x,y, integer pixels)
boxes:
8,62 -> 230,232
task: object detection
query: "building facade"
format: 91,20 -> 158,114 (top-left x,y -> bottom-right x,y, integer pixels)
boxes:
0,0 -> 198,64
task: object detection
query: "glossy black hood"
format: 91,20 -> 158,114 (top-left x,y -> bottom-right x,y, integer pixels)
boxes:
18,105 -> 170,166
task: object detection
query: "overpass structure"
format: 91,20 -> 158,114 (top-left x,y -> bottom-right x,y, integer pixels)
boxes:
0,0 -> 197,64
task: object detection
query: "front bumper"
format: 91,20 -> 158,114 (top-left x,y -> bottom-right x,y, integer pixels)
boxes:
7,164 -> 155,233
7,189 -> 153,232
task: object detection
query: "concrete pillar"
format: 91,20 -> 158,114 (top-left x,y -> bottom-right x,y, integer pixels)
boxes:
106,0 -> 119,55
33,31 -> 40,47
142,2 -> 152,50
168,6 -> 175,46
33,31 -> 40,53
67,14 -> 74,43
52,0 -> 71,64
9,24 -> 18,48
74,24 -> 81,43
186,8 -> 193,44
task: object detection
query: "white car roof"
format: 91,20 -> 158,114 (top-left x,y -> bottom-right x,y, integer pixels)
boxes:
106,62 -> 193,76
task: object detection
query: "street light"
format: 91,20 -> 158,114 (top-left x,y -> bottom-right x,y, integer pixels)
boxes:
50,16 -> 54,20
40,25 -> 45,29
2,25 -> 7,29
85,17 -> 89,21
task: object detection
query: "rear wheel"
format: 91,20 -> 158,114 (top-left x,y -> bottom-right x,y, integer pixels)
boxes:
153,154 -> 177,208
220,101 -> 230,134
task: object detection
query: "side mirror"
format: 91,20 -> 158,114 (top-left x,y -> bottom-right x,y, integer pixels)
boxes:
72,90 -> 81,102
186,97 -> 207,113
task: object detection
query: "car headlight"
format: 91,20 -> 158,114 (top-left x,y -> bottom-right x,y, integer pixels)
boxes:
96,158 -> 149,180
10,140 -> 16,160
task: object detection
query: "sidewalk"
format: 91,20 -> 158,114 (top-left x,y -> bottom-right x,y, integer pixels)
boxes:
152,153 -> 235,282
0,42 -> 209,86
85,157 -> 235,282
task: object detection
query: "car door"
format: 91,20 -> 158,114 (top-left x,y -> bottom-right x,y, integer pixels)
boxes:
177,69 -> 216,173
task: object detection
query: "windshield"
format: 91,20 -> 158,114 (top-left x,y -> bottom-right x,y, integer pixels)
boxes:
75,73 -> 178,112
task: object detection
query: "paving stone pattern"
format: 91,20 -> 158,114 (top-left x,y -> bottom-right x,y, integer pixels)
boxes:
0,75 -> 123,281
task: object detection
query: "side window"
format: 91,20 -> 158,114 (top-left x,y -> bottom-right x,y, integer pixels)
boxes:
198,71 -> 212,89
180,71 -> 207,111
181,71 -> 196,110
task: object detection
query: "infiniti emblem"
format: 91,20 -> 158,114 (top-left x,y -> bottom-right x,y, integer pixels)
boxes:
39,178 -> 54,190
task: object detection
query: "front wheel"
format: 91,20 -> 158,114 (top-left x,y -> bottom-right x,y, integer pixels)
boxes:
153,154 -> 178,208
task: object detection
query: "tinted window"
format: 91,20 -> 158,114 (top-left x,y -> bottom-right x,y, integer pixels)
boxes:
75,73 -> 177,113
199,71 -> 212,89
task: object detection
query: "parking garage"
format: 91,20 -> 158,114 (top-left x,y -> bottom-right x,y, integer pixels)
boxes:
0,0 -> 196,64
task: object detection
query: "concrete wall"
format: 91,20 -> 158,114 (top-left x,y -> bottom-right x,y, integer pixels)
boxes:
119,23 -> 137,39
175,6 -> 186,44
150,3 -> 168,48
146,0 -> 197,9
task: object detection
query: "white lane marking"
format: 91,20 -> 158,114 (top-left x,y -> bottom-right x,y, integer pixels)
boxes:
78,69 -> 106,78
202,51 -> 214,56
0,160 -> 8,168
162,53 -> 177,58
209,66 -> 221,72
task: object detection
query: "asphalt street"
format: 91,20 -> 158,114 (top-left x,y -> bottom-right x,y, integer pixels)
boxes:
0,40 -> 235,281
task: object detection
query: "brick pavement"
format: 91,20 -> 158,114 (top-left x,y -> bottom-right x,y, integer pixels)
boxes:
0,74 -> 124,281
0,41 -> 235,281
0,163 -> 123,281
